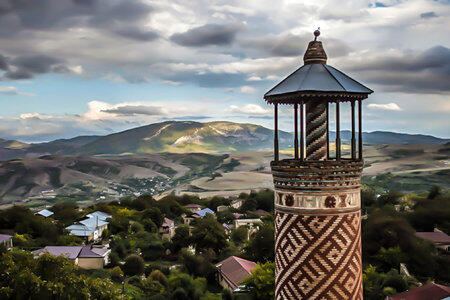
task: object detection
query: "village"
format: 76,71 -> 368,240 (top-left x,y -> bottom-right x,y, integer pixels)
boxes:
0,190 -> 279,296
0,186 -> 449,299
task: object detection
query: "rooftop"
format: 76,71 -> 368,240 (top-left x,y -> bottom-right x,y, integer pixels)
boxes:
36,209 -> 54,217
162,217 -> 174,228
194,208 -> 215,217
0,234 -> 13,243
33,246 -> 109,259
415,232 -> 450,244
388,282 -> 450,300
215,256 -> 257,290
264,30 -> 372,103
80,217 -> 108,228
185,204 -> 202,208
65,224 -> 96,237
86,211 -> 111,221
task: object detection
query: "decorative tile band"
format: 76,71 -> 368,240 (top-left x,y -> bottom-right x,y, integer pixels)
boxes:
275,189 -> 361,212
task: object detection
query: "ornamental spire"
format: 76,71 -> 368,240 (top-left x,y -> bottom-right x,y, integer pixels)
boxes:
303,28 -> 327,65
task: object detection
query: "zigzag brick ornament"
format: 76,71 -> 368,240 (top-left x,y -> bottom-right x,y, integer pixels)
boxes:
264,29 -> 373,299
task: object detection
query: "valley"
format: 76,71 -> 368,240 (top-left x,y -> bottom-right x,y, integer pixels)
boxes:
0,121 -> 448,208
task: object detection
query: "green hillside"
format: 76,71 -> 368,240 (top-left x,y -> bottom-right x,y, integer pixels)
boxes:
75,121 -> 293,156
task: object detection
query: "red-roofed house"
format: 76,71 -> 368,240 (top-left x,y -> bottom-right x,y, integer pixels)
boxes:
160,217 -> 175,239
415,231 -> 450,251
387,282 -> 450,300
215,256 -> 257,290
185,204 -> 202,212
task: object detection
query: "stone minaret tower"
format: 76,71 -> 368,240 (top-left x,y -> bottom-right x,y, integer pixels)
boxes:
264,30 -> 373,300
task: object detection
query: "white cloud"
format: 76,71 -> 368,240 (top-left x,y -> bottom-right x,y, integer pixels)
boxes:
240,86 -> 257,94
228,104 -> 271,115
68,65 -> 83,75
367,102 -> 402,111
0,86 -> 35,96
0,86 -> 18,95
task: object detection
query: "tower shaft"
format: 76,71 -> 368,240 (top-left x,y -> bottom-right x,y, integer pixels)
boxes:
272,160 -> 363,299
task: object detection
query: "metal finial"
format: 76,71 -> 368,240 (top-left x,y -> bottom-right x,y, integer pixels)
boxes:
314,27 -> 320,41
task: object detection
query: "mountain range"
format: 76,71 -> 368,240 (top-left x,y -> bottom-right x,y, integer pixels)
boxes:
0,121 -> 448,160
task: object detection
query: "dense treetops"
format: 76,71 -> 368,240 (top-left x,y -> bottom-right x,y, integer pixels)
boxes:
0,186 -> 448,299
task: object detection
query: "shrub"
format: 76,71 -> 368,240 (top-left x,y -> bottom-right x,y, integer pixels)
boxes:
110,266 -> 124,283
123,254 -> 145,276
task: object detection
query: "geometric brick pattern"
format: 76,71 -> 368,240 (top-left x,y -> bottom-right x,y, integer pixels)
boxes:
275,210 -> 362,300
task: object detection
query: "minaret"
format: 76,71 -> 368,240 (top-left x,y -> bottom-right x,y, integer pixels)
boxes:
264,29 -> 373,300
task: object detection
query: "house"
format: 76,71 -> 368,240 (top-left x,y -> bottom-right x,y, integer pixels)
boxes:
66,212 -> 110,241
215,256 -> 257,290
234,219 -> 262,230
223,223 -> 233,234
66,224 -> 98,241
230,199 -> 243,209
80,217 -> 109,237
185,204 -> 202,212
160,217 -> 175,239
86,211 -> 111,221
234,219 -> 263,239
415,230 -> 450,251
183,208 -> 215,225
195,208 -> 215,217
0,234 -> 13,249
387,282 -> 450,300
33,245 -> 110,269
217,205 -> 228,212
36,209 -> 54,218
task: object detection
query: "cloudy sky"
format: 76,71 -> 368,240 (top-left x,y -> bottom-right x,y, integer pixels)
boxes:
0,0 -> 449,142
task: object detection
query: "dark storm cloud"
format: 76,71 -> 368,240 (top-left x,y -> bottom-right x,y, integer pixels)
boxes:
1,54 -> 74,80
114,27 -> 159,42
167,71 -> 248,88
0,0 -> 157,40
0,54 -> 8,70
13,55 -> 61,74
4,69 -> 33,79
170,24 -> 241,47
102,105 -> 164,116
349,46 -> 450,93
240,33 -> 351,58
421,12 -> 438,19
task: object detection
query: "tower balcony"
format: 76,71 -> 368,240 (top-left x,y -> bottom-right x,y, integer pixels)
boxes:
270,158 -> 363,192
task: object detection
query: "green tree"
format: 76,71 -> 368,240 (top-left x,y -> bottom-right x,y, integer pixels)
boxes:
142,207 -> 164,228
242,262 -> 275,300
245,223 -> 274,262
361,189 -> 377,209
123,254 -> 145,276
191,215 -> 228,255
51,202 -> 81,226
231,226 -> 248,245
377,190 -> 402,206
171,225 -> 191,253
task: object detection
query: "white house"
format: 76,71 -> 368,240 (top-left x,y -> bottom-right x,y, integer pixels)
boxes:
36,209 -> 54,218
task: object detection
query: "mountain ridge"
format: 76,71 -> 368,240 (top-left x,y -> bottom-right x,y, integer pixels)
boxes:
0,121 -> 448,160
